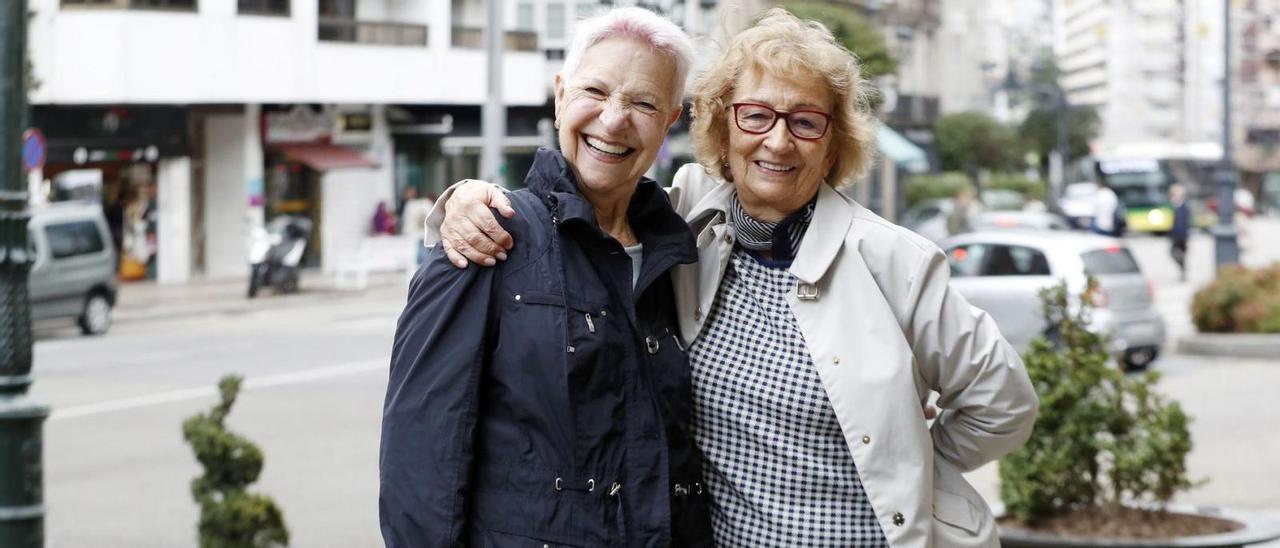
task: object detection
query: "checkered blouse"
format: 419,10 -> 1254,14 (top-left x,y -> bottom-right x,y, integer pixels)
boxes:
688,247 -> 889,547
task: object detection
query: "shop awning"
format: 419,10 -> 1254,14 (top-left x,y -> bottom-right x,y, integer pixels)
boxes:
877,125 -> 929,174
278,144 -> 379,171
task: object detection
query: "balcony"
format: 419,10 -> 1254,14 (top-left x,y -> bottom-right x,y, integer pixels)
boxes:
318,18 -> 428,46
450,27 -> 538,52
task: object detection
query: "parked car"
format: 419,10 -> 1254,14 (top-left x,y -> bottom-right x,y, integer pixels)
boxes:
900,198 -> 983,242
973,210 -> 1072,232
28,201 -> 117,335
939,230 -> 1165,369
1058,182 -> 1098,228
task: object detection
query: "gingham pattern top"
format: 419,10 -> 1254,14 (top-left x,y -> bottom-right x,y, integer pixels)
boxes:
689,247 -> 889,547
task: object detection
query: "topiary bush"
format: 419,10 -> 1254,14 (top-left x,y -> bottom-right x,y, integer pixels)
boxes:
183,375 -> 289,548
1000,280 -> 1196,523
1192,263 -> 1280,333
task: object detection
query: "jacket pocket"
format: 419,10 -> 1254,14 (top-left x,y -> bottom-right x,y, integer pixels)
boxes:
480,528 -> 588,548
932,488 -> 980,534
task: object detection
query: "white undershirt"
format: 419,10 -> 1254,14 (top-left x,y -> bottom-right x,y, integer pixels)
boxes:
624,244 -> 643,289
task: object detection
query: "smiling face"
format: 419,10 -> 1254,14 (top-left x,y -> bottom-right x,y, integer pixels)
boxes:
554,37 -> 682,204
726,67 -> 836,222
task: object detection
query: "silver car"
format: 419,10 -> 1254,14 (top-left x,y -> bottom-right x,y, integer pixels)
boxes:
939,230 -> 1165,369
28,201 -> 118,335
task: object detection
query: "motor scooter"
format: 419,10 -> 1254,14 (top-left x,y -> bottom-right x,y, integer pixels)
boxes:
248,216 -> 313,298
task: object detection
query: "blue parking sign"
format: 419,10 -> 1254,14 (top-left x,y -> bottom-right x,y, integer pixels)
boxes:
22,129 -> 46,172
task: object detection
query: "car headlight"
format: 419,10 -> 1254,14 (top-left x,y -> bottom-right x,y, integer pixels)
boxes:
1147,209 -> 1166,225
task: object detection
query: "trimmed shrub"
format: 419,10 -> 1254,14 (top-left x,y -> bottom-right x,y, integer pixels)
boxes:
1000,280 -> 1196,523
1192,263 -> 1280,333
905,172 -> 970,206
988,174 -> 1048,201
183,376 -> 290,548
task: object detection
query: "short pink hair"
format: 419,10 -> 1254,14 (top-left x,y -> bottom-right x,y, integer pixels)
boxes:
561,7 -> 695,109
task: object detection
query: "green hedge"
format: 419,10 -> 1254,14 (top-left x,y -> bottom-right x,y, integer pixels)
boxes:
905,172 -> 1047,207
1192,264 -> 1280,333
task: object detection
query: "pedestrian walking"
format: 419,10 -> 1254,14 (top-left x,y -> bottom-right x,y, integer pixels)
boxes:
1091,179 -> 1123,237
1169,183 -> 1191,281
400,191 -> 433,266
947,184 -> 975,236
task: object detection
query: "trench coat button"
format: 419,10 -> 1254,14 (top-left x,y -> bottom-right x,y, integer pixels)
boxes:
723,233 -> 733,244
646,336 -> 660,354
862,435 -> 871,444
832,356 -> 840,364
893,512 -> 905,526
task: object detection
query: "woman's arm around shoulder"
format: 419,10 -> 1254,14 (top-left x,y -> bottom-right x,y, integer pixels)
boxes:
903,247 -> 1039,472
380,245 -> 500,547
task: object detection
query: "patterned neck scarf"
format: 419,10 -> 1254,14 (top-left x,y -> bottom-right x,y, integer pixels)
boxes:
729,193 -> 817,262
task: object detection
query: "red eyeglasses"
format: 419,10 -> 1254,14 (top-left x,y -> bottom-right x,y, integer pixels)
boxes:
731,102 -> 833,140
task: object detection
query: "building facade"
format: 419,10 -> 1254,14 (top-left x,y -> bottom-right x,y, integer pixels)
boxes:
28,0 -> 551,281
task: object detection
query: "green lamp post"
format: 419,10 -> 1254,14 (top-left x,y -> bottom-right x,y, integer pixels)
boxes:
1,0 -> 50,544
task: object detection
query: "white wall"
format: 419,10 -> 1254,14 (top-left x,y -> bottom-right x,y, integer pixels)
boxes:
203,114 -> 251,280
157,157 -> 192,284
320,105 -> 395,273
28,0 -> 545,106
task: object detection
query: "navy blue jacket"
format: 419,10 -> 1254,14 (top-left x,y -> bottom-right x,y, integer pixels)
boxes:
1171,201 -> 1191,242
380,149 -> 713,548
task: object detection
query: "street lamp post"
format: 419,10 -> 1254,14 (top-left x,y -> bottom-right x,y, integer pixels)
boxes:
0,0 -> 49,544
481,0 -> 507,186
1213,0 -> 1240,267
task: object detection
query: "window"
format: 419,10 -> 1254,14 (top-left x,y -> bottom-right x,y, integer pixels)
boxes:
1081,248 -> 1140,275
45,222 -> 105,260
546,2 -> 565,40
62,0 -> 195,8
239,0 -> 289,15
983,245 -> 1051,276
516,2 -> 535,31
947,244 -> 987,278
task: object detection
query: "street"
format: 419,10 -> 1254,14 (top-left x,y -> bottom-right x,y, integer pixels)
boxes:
33,223 -> 1280,547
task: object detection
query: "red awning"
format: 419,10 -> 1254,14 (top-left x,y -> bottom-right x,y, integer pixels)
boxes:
277,144 -> 378,171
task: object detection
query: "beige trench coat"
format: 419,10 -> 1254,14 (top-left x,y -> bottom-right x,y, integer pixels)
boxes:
668,164 -> 1038,548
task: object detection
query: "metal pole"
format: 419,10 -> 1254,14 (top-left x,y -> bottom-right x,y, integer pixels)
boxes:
1213,0 -> 1240,267
1051,89 -> 1068,211
481,0 -> 507,186
0,0 -> 49,544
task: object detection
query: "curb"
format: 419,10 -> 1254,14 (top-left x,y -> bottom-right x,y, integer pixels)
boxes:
1177,333 -> 1280,360
112,274 -> 408,325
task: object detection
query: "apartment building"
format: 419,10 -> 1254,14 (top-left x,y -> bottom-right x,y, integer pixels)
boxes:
938,0 -> 1053,123
27,0 -> 551,281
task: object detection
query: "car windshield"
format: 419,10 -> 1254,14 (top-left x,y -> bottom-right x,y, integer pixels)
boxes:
1082,247 -> 1141,275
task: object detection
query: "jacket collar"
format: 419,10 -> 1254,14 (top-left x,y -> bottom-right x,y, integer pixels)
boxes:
684,179 -> 853,284
524,147 -> 698,265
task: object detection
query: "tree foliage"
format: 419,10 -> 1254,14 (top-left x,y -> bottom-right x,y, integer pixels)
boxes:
781,1 -> 897,81
999,282 -> 1197,523
183,376 -> 290,548
933,111 -> 1020,176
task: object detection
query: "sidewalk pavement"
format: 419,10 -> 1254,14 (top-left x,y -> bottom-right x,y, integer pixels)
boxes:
112,270 -> 410,324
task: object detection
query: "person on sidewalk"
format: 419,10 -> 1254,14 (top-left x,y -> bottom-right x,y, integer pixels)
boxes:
1169,184 -> 1191,282
1091,179 -> 1125,237
379,8 -> 713,548
400,190 -> 434,267
946,184 -> 975,236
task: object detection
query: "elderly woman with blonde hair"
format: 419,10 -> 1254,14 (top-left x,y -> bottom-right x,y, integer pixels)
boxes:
431,8 -> 1037,547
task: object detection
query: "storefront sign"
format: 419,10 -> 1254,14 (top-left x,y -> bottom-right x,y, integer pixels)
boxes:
265,105 -> 334,144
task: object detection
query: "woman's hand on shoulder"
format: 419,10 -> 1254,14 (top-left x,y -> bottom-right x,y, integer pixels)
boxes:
440,179 -> 516,269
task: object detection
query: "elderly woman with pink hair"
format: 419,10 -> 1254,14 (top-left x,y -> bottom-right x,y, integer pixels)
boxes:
431,9 -> 1037,547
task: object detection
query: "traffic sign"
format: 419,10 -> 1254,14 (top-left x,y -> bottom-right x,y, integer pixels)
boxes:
22,129 -> 46,172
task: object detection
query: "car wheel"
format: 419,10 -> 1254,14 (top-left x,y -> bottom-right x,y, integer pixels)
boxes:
1123,348 -> 1156,371
79,292 -> 112,336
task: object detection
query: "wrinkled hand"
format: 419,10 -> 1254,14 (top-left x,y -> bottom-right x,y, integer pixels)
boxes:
440,180 -> 516,268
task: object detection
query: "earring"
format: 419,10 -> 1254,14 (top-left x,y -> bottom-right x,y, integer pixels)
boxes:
554,119 -> 560,129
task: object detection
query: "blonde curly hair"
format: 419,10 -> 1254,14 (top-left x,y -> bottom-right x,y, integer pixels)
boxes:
690,8 -> 878,187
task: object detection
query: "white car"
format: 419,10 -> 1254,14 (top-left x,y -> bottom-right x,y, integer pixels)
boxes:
939,230 -> 1165,369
